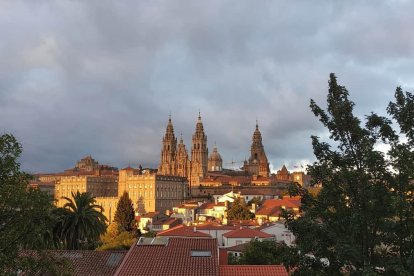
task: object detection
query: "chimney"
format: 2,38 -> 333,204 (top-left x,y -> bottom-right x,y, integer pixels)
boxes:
193,227 -> 196,233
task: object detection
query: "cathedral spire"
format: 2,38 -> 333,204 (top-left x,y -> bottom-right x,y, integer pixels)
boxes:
158,115 -> 177,175
191,112 -> 208,185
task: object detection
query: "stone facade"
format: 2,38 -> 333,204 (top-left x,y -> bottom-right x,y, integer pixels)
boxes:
158,115 -> 271,186
118,168 -> 189,214
158,114 -> 209,186
54,175 -> 118,207
242,122 -> 270,177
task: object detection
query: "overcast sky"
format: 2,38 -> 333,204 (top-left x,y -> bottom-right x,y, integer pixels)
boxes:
1,0 -> 413,173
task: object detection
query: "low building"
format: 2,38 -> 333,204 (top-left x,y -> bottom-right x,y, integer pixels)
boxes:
197,202 -> 227,221
114,237 -> 219,276
172,201 -> 200,224
196,222 -> 238,247
157,225 -> 213,239
114,237 -> 288,276
255,196 -> 301,222
256,222 -> 295,246
137,212 -> 167,234
222,227 -> 274,247
22,250 -> 127,276
151,217 -> 182,232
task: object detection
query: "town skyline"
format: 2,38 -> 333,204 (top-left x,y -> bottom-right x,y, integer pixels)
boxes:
1,1 -> 413,173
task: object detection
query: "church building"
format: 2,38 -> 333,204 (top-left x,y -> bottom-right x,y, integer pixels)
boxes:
158,114 -> 270,186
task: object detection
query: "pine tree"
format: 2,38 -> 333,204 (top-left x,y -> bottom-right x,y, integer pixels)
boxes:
114,191 -> 135,232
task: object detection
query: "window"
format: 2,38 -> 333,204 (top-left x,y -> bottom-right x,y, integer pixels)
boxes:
190,250 -> 211,257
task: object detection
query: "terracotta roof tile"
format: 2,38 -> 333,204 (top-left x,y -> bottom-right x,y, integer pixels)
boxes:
224,243 -> 249,252
223,227 -> 274,239
198,202 -> 226,209
157,225 -> 212,238
115,238 -> 218,276
22,250 -> 127,276
219,265 -> 288,276
255,197 -> 301,216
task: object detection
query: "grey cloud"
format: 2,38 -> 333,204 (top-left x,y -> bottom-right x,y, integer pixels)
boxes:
1,1 -> 413,173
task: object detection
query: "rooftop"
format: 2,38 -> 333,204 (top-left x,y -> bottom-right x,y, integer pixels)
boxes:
219,265 -> 288,276
22,250 -> 127,276
223,227 -> 274,239
114,238 -> 218,276
157,225 -> 213,238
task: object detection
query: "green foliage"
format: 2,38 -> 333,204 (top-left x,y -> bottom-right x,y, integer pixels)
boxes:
58,191 -> 107,249
0,134 -> 71,274
97,223 -> 136,251
247,196 -> 263,207
226,198 -> 254,221
285,74 -> 414,275
114,191 -> 135,232
237,239 -> 298,272
143,231 -> 157,238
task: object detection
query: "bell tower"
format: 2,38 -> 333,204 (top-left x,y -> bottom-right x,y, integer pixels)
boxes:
158,115 -> 177,175
243,121 -> 270,177
190,113 -> 208,185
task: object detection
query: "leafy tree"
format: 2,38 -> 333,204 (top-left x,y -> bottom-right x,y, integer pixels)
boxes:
285,74 -> 396,274
366,87 -> 414,273
236,239 -> 298,272
226,198 -> 254,221
114,191 -> 135,232
0,134 -> 70,274
59,191 -> 107,249
97,222 -> 136,251
247,196 -> 263,207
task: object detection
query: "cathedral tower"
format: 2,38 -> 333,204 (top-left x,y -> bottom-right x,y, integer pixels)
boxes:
158,116 -> 177,175
243,121 -> 270,177
190,113 -> 208,185
175,134 -> 189,178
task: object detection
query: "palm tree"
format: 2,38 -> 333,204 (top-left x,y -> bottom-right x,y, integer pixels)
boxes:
59,191 -> 107,249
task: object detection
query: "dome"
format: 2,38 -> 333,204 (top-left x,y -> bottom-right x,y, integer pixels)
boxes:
208,145 -> 222,162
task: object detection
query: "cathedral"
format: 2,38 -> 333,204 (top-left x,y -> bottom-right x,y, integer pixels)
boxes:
158,114 -> 270,186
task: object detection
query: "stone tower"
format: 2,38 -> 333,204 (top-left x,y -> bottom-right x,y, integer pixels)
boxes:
208,144 -> 223,172
175,134 -> 189,178
190,113 -> 208,185
243,121 -> 270,177
158,116 -> 177,175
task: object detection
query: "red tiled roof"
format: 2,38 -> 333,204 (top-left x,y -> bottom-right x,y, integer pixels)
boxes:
224,243 -> 249,252
22,250 -> 127,276
229,220 -> 260,227
140,211 -> 160,218
152,217 -> 182,226
157,225 -> 212,238
256,222 -> 285,231
115,238 -> 218,276
219,265 -> 288,276
199,202 -> 226,210
196,222 -> 238,231
223,227 -> 274,239
255,197 -> 301,216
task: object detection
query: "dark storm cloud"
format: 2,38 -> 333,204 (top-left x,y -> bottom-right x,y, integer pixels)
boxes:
1,0 -> 414,173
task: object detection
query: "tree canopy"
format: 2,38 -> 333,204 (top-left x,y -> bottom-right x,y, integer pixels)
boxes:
226,197 -> 254,221
59,191 -> 107,249
285,74 -> 414,275
0,134 -> 70,274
